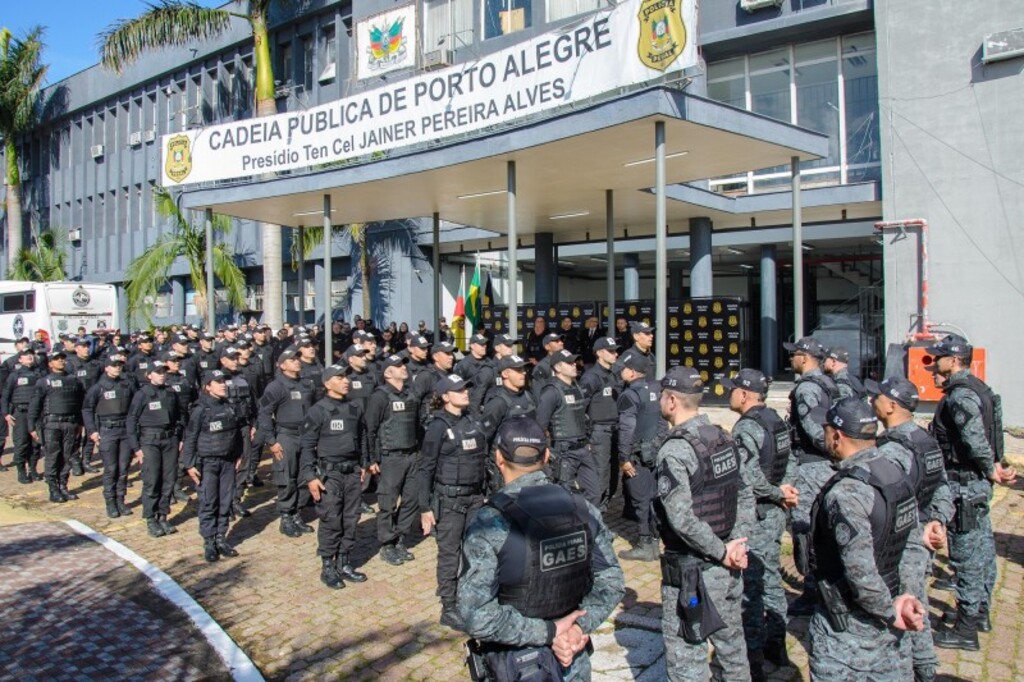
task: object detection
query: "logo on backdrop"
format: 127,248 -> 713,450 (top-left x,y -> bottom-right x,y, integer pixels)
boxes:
637,0 -> 687,72
358,5 -> 416,79
165,135 -> 193,183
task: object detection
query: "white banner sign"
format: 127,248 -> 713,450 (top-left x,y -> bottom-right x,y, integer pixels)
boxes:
356,4 -> 417,80
161,0 -> 696,187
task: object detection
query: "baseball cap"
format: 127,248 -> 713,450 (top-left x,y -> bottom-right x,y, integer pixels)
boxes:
48,350 -> 67,361
74,337 -> 90,347
221,346 -> 241,358
17,348 -> 34,357
497,354 -> 528,372
720,368 -> 768,395
296,337 -> 314,348
542,332 -> 565,346
434,373 -> 473,394
593,337 -> 618,352
322,364 -> 347,383
551,349 -> 578,365
469,333 -> 489,347
382,354 -> 409,368
865,376 -> 919,411
630,321 -> 655,334
202,369 -> 227,386
816,397 -> 878,439
408,334 -> 431,349
201,332 -> 215,341
137,333 -> 154,343
493,334 -> 516,348
661,366 -> 704,394
105,354 -> 126,366
825,347 -> 849,363
277,348 -> 298,363
146,360 -> 168,373
924,334 -> 972,359
621,352 -> 649,373
161,350 -> 183,362
783,336 -> 826,359
494,417 -> 548,465
344,345 -> 369,359
432,341 -> 456,355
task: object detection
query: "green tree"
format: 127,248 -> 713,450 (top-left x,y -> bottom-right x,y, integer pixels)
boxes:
0,26 -> 47,269
291,223 -> 372,323
124,186 -> 246,325
9,227 -> 67,282
100,0 -> 287,327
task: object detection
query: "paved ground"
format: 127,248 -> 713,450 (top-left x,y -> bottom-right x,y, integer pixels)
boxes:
0,402 -> 1021,680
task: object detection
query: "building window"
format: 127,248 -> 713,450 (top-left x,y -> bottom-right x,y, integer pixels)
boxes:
842,32 -> 879,182
299,35 -> 313,91
707,58 -> 744,109
425,0 -> 475,53
320,26 -> 337,82
484,0 -> 532,40
277,42 -> 294,84
547,0 -> 602,24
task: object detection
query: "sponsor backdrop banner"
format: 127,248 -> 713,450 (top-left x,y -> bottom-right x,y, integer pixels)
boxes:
357,5 -> 417,79
162,0 -> 697,186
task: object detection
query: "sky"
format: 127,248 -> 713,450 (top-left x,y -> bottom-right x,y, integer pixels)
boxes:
2,1 -> 222,85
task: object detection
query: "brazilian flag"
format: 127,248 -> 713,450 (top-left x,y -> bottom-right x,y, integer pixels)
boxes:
467,263 -> 482,331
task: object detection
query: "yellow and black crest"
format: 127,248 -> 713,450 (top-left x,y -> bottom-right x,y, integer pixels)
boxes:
637,0 -> 687,72
165,135 -> 193,183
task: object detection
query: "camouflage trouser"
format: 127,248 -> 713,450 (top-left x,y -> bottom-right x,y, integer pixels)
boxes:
662,564 -> 750,682
743,505 -> 788,652
948,478 -> 996,617
903,536 -> 938,674
808,608 -> 910,681
792,458 -> 835,592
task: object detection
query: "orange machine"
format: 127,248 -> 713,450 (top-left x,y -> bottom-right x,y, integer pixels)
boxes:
908,346 -> 986,401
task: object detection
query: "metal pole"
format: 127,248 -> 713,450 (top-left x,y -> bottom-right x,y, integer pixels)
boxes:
205,208 -> 215,332
432,212 -> 441,332
792,156 -> 803,340
760,244 -> 777,376
297,225 -> 305,327
323,194 -> 333,364
655,121 -> 667,379
507,161 -> 518,336
605,190 -> 615,333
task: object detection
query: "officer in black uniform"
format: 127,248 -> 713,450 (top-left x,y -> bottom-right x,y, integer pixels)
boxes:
343,344 -> 378,412
236,339 -> 266,400
414,341 -> 455,426
218,347 -> 259,519
257,347 -> 315,537
473,333 -> 516,406
169,335 -> 199,385
529,332 -> 564,400
365,353 -> 420,566
83,352 -> 136,518
417,373 -> 488,629
126,333 -> 157,386
453,333 -> 492,393
194,332 -> 218,374
2,348 -> 43,484
251,324 -> 275,382
614,321 -> 655,379
479,354 -> 536,493
616,354 -> 667,562
536,349 -> 601,506
579,337 -> 620,509
183,370 -> 242,562
404,333 -> 432,382
297,338 -> 325,402
301,364 -> 370,589
67,337 -> 102,474
0,337 -> 30,458
164,350 -> 197,503
29,350 -> 85,503
127,360 -> 184,538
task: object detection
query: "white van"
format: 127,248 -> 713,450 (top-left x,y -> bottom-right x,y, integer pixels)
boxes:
0,281 -> 120,360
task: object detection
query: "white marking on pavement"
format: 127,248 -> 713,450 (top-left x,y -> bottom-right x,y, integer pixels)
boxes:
64,519 -> 264,682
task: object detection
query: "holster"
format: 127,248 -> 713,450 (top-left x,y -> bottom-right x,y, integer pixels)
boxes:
468,639 -> 565,682
465,640 -> 490,682
661,552 -> 726,644
954,489 -> 988,534
817,580 -> 850,633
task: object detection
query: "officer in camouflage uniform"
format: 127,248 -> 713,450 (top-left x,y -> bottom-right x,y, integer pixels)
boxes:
784,336 -> 840,616
807,398 -> 926,681
723,369 -> 799,680
925,334 -> 1016,651
823,347 -> 867,401
869,376 -> 953,682
457,417 -> 625,681
655,366 -> 754,682
579,337 -> 620,510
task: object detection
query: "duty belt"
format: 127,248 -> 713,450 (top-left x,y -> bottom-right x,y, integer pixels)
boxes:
100,418 -> 127,428
45,415 -> 78,423
381,448 -> 417,456
277,425 -> 302,435
438,483 -> 484,497
140,427 -> 175,438
946,467 -> 981,484
12,404 -> 28,412
591,422 -> 616,430
553,438 -> 587,450
660,551 -> 712,587
318,459 -> 360,474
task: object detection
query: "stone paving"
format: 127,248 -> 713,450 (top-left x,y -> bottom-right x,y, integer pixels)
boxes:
0,405 -> 1021,680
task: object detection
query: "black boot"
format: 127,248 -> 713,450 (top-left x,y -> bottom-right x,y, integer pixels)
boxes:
379,544 -> 405,566
395,539 -> 415,561
105,499 -> 121,519
48,485 -> 66,503
913,663 -> 937,682
203,537 -> 219,562
60,479 -> 79,500
158,514 -> 177,535
215,534 -> 239,558
932,576 -> 956,591
748,649 -> 767,682
70,460 -> 85,476
117,498 -> 133,516
16,463 -> 30,484
942,605 -> 991,633
763,638 -> 790,667
618,535 -> 658,562
320,556 -> 345,589
147,518 -> 166,538
440,601 -> 464,630
31,468 -> 44,482
292,513 -> 314,534
934,611 -> 980,651
279,516 -> 303,538
173,487 -> 191,503
231,500 -> 252,518
338,555 -> 367,583
82,460 -> 100,474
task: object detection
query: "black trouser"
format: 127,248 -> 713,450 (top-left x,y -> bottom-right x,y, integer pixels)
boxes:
140,435 -> 178,519
232,424 -> 253,498
551,441 -> 601,507
377,450 -> 419,546
98,424 -> 131,501
198,457 -> 236,539
315,464 -> 362,558
434,492 -> 485,604
73,428 -> 95,468
622,459 -> 657,537
588,423 -> 616,506
43,420 -> 79,486
10,406 -> 33,467
272,431 -> 308,516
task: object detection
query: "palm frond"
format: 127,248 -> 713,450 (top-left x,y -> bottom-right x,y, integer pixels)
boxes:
9,227 -> 68,282
99,1 -> 233,72
124,234 -> 182,323
211,245 -> 248,310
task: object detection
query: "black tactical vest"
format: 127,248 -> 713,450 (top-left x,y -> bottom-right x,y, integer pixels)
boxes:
494,386 -> 537,422
432,411 -> 488,488
878,426 -> 944,514
378,386 -> 418,451
196,350 -> 216,372
196,397 -> 241,456
656,424 -> 741,551
835,370 -> 867,400
491,483 -> 595,619
811,454 -> 918,599
932,373 -> 1004,470
165,372 -> 195,407
583,366 -> 618,424
95,377 -> 132,417
788,373 -> 840,455
738,405 -> 792,486
10,367 -> 39,405
43,373 -> 82,415
274,375 -> 313,428
314,397 -> 361,462
546,381 -> 587,442
346,369 -> 377,411
136,384 -> 178,428
225,372 -> 253,424
632,380 -> 663,446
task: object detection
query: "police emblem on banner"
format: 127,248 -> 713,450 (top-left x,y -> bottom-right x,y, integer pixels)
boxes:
671,343 -> 679,355
698,316 -> 708,328
714,384 -> 725,396
629,305 -> 637,316
495,321 -> 503,331
728,315 -> 738,327
526,308 -> 534,318
684,330 -> 693,341
684,357 -> 694,367
670,316 -> 678,328
572,306 -> 581,317
549,307 -> 557,318
712,301 -> 722,314
637,0 -> 687,72
165,135 -> 192,183
713,329 -> 723,341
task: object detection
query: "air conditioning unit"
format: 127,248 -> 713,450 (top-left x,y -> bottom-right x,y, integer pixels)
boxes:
143,129 -> 156,143
740,0 -> 783,12
422,49 -> 453,70
128,131 -> 142,147
982,27 -> 1024,64
68,228 -> 82,242
274,80 -> 294,99
90,144 -> 105,159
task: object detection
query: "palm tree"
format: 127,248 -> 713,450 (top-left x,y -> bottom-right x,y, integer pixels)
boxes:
9,227 -> 67,282
124,186 -> 246,325
291,223 -> 372,323
100,0 -> 287,327
0,26 -> 47,269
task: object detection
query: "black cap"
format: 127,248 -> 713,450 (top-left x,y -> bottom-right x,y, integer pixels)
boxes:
620,352 -> 649,373
201,332 -> 215,341
432,341 -> 456,355
48,350 -> 67,361
344,345 -> 368,359
720,368 -> 768,395
865,377 -> 919,411
497,354 -> 528,372
221,346 -> 241,358
542,332 -> 565,346
235,339 -> 251,349
630,320 -> 655,334
593,337 -> 618,352
75,337 -> 90,347
105,354 -> 126,366
494,417 -> 548,465
815,397 -> 878,438
924,334 -> 972,359
277,348 -> 298,363
146,360 -> 168,373
322,364 -> 347,383
382,354 -> 409,368
551,349 -> 578,365
17,348 -> 34,357
434,373 -> 473,394
783,336 -> 826,359
825,347 -> 849,363
296,337 -> 314,348
661,366 -> 704,394
408,334 -> 431,349
161,351 -> 183,362
202,369 -> 227,386
493,334 -> 516,347
137,334 -> 153,343
469,333 -> 489,346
